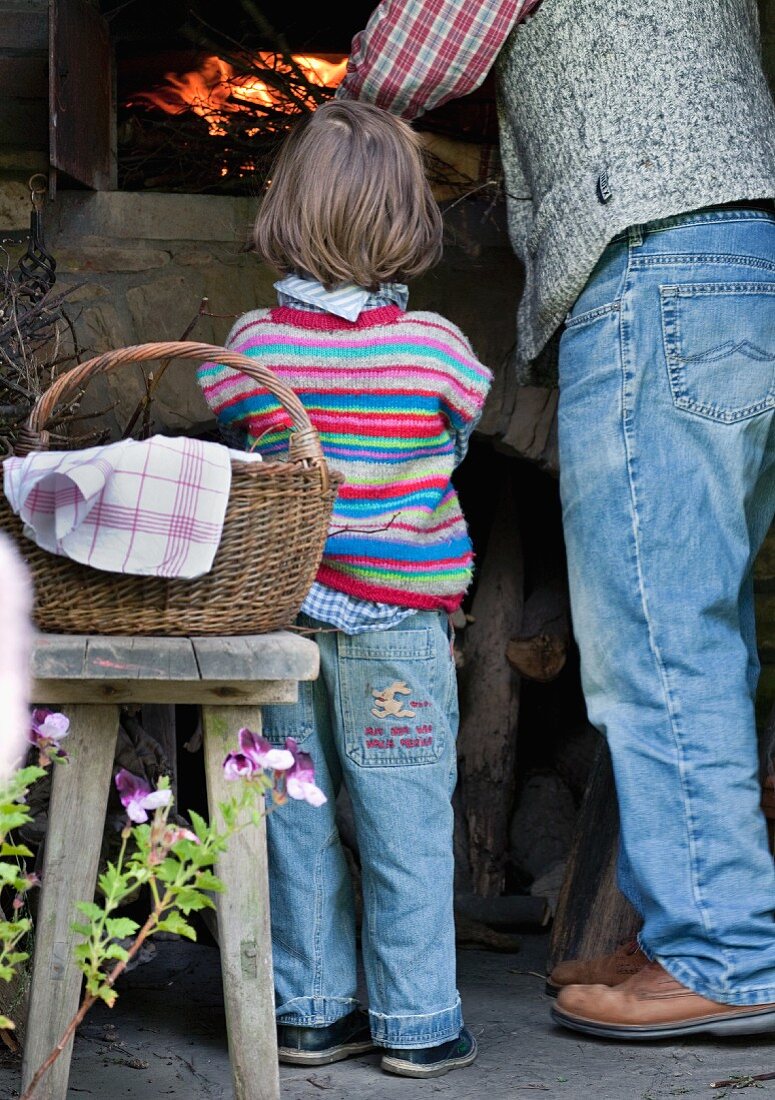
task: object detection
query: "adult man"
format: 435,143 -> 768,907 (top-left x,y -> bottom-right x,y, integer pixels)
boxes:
336,0 -> 775,1039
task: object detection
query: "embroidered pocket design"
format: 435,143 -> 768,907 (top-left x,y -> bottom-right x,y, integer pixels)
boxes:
371,681 -> 416,720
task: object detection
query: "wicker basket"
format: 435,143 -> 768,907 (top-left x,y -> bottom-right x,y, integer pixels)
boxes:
0,341 -> 343,636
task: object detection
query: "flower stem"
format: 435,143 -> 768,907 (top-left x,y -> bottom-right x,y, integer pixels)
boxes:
19,893 -> 170,1100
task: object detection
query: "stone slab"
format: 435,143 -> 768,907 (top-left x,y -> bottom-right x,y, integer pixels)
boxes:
48,192 -> 259,244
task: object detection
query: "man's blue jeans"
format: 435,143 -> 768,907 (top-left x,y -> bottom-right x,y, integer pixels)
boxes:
260,610 -> 462,1047
558,207 -> 775,1004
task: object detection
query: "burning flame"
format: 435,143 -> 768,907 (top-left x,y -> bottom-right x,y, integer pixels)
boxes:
129,52 -> 348,137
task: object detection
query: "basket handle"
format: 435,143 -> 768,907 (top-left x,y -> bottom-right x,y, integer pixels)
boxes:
18,341 -> 326,472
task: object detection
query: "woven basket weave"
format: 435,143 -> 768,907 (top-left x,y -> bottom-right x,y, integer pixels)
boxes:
0,341 -> 343,636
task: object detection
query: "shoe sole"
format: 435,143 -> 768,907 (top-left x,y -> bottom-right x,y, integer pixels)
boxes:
381,1038 -> 478,1079
278,1039 -> 375,1066
551,1004 -> 775,1041
544,980 -> 560,998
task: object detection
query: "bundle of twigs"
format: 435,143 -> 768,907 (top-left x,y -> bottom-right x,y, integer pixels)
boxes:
0,250 -> 90,454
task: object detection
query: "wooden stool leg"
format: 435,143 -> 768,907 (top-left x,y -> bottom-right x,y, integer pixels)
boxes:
21,704 -> 120,1100
201,705 -> 279,1100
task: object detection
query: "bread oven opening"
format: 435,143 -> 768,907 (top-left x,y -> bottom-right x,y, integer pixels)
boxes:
114,1 -> 351,193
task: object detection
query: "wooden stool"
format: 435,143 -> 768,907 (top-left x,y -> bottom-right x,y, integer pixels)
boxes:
21,632 -> 319,1100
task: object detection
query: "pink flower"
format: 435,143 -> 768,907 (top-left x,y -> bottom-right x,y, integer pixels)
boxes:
114,769 -> 172,824
238,728 -> 294,772
284,738 -> 327,807
29,708 -> 70,762
222,728 -> 295,779
164,826 -> 200,846
222,752 -> 254,780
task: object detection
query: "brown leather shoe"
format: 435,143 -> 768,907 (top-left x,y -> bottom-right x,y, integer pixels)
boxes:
551,962 -> 775,1039
545,939 -> 648,997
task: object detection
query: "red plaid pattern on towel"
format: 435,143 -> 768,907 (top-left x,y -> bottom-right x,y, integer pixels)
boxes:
2,435 -> 247,579
336,0 -> 540,120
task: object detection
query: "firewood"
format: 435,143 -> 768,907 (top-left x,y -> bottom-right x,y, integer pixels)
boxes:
547,742 -> 640,974
506,634 -> 567,681
458,466 -> 523,897
507,575 -> 570,681
454,913 -> 522,952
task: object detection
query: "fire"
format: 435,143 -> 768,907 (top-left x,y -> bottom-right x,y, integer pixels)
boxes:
129,52 -> 348,137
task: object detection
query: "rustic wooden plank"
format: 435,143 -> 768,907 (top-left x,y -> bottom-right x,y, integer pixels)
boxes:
83,636 -> 200,681
21,703 -> 120,1100
0,147 -> 47,170
30,634 -> 88,679
30,677 -> 299,706
192,633 -> 319,684
0,99 -> 47,148
0,57 -> 47,98
50,0 -> 114,189
548,742 -> 640,973
201,705 -> 279,1100
0,9 -> 47,51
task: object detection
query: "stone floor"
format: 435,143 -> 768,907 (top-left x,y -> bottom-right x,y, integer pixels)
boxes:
1,933 -> 774,1100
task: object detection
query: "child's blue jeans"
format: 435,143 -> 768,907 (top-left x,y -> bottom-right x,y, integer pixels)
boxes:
261,610 -> 463,1048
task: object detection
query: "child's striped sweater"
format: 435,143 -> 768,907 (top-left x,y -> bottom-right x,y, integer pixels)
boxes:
197,304 -> 492,611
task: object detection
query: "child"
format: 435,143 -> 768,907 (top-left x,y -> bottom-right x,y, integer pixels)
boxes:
197,99 -> 492,1080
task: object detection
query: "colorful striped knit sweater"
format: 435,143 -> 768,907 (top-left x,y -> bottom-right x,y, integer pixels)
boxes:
197,304 -> 492,611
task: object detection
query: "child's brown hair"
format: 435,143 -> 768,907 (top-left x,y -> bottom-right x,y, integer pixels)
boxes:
253,99 -> 443,289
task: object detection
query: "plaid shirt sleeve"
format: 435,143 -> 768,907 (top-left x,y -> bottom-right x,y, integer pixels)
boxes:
335,0 -> 538,120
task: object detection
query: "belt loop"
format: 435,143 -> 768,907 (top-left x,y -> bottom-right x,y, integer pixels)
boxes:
628,224 -> 644,248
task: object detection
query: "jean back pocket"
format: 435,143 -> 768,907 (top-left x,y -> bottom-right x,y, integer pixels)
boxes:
338,626 -> 448,768
660,282 -> 775,423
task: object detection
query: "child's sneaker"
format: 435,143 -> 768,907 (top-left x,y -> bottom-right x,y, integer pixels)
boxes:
381,1027 -> 478,1078
277,1008 -> 374,1065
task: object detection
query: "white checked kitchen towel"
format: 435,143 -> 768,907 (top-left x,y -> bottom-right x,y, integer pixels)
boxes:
3,435 -> 261,579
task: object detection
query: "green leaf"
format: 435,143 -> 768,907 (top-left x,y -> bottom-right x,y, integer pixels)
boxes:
0,1016 -> 14,1030
195,871 -> 224,893
98,864 -> 123,898
101,943 -> 130,963
71,923 -> 92,939
170,888 -> 211,913
188,810 -> 210,842
76,901 -> 104,922
0,843 -> 33,858
96,985 -> 117,1007
104,917 -> 139,939
155,913 -> 197,940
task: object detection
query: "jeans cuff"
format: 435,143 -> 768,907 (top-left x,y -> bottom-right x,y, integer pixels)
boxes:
656,955 -> 775,1007
368,996 -> 463,1047
275,995 -> 359,1026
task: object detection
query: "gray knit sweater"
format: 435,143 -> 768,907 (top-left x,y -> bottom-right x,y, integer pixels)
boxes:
496,0 -> 775,384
